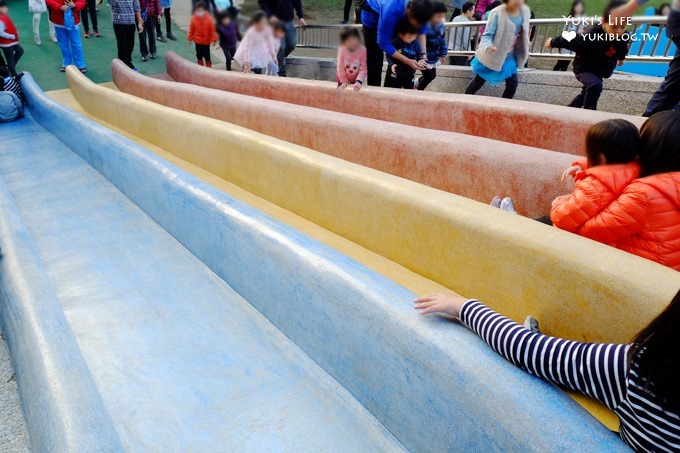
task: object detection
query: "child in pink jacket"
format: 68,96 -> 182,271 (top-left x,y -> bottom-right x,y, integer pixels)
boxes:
336,28 -> 367,91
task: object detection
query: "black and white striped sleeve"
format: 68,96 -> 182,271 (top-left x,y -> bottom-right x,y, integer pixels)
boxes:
459,300 -> 630,411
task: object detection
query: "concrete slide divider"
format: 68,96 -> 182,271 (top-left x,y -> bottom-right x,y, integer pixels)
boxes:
113,61 -> 576,218
165,52 -> 645,155
0,76 -> 124,450
37,67 -> 625,450
66,67 -> 680,346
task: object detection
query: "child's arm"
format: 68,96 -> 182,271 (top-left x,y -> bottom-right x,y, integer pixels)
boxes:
415,296 -> 629,412
551,177 -> 617,233
336,48 -> 350,86
546,33 -> 584,52
187,19 -> 194,42
0,22 -> 15,40
356,48 -> 368,88
478,14 -> 498,53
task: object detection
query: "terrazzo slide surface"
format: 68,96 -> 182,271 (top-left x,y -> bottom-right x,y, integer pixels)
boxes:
0,75 -> 401,451
0,74 -> 632,451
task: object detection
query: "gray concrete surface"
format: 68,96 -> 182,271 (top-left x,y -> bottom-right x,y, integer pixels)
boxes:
285,56 -> 664,115
0,328 -> 30,452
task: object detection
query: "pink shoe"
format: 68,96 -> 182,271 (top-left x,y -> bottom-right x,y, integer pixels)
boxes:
83,32 -> 90,38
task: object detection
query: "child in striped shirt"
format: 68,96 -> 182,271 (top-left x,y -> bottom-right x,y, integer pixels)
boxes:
414,289 -> 680,451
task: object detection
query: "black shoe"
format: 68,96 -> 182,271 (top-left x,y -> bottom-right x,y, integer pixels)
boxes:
141,55 -> 148,62
150,53 -> 156,59
157,35 -> 167,42
166,32 -> 176,41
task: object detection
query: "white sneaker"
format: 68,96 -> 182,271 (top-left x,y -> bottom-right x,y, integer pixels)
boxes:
490,196 -> 502,208
34,34 -> 41,46
524,316 -> 540,333
500,197 -> 517,214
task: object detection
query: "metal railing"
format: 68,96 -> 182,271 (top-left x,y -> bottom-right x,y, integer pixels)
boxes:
296,16 -> 676,63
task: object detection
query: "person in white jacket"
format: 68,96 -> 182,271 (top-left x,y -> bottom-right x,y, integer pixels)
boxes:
28,0 -> 56,45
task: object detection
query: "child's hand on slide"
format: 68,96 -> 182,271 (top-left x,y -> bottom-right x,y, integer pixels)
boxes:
561,165 -> 583,182
414,293 -> 468,318
338,82 -> 349,90
353,82 -> 362,91
486,46 -> 497,54
242,63 -> 251,73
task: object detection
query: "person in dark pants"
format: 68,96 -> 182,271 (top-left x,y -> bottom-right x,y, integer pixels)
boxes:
110,0 -> 144,69
385,19 -> 423,89
258,0 -> 306,76
81,0 -> 100,37
644,9 -> 680,116
217,9 -> 240,70
415,1 -> 447,90
138,0 -> 161,61
361,0 -> 434,87
155,0 -> 175,41
361,22 -> 383,86
546,1 -> 630,111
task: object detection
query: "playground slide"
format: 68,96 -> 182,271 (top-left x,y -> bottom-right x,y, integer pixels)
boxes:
62,67 -> 680,346
113,61 -> 576,218
0,74 -> 628,451
165,52 -> 645,155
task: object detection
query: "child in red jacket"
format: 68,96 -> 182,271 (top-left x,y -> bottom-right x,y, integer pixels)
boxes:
574,112 -> 680,270
187,2 -> 217,67
551,119 -> 640,232
0,0 -> 24,76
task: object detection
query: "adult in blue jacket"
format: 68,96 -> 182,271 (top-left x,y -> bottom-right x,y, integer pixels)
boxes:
361,0 -> 434,86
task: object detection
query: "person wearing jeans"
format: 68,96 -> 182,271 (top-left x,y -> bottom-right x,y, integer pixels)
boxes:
45,0 -> 87,71
138,0 -> 161,60
258,0 -> 305,77
80,0 -> 99,37
109,0 -> 143,69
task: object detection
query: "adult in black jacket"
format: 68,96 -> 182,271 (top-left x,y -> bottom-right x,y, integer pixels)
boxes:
547,17 -> 629,110
258,0 -> 306,76
644,8 -> 680,115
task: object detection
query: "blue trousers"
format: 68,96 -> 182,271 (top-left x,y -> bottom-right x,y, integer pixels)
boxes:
55,25 -> 86,68
275,20 -> 297,77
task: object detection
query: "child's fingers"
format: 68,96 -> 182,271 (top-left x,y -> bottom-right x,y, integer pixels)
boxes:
414,295 -> 437,303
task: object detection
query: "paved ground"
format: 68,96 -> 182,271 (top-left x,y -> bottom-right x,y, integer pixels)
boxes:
7,0 -> 199,91
0,326 -> 30,453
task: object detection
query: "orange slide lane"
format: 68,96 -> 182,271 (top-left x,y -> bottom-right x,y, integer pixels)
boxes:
164,52 -> 645,155
114,60 -> 576,217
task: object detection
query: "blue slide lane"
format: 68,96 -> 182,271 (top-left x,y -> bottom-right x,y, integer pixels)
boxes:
0,74 -> 627,451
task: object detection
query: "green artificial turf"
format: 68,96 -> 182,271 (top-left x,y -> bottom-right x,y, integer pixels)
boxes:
6,0 -> 197,91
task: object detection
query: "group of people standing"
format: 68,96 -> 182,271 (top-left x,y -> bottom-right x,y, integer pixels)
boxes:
0,0 -> 178,74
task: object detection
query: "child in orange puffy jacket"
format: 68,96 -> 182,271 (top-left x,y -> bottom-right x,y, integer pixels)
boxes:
188,2 -> 217,67
551,119 -> 640,232
573,112 -> 680,270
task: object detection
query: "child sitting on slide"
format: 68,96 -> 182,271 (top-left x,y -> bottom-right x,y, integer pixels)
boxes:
550,119 -> 640,232
336,27 -> 367,91
492,119 -> 640,229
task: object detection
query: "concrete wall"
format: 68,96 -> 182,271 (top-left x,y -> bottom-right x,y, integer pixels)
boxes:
71,64 -> 680,347
57,68 -> 629,450
113,60 -> 577,218
167,52 -> 645,156
285,55 -> 663,116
